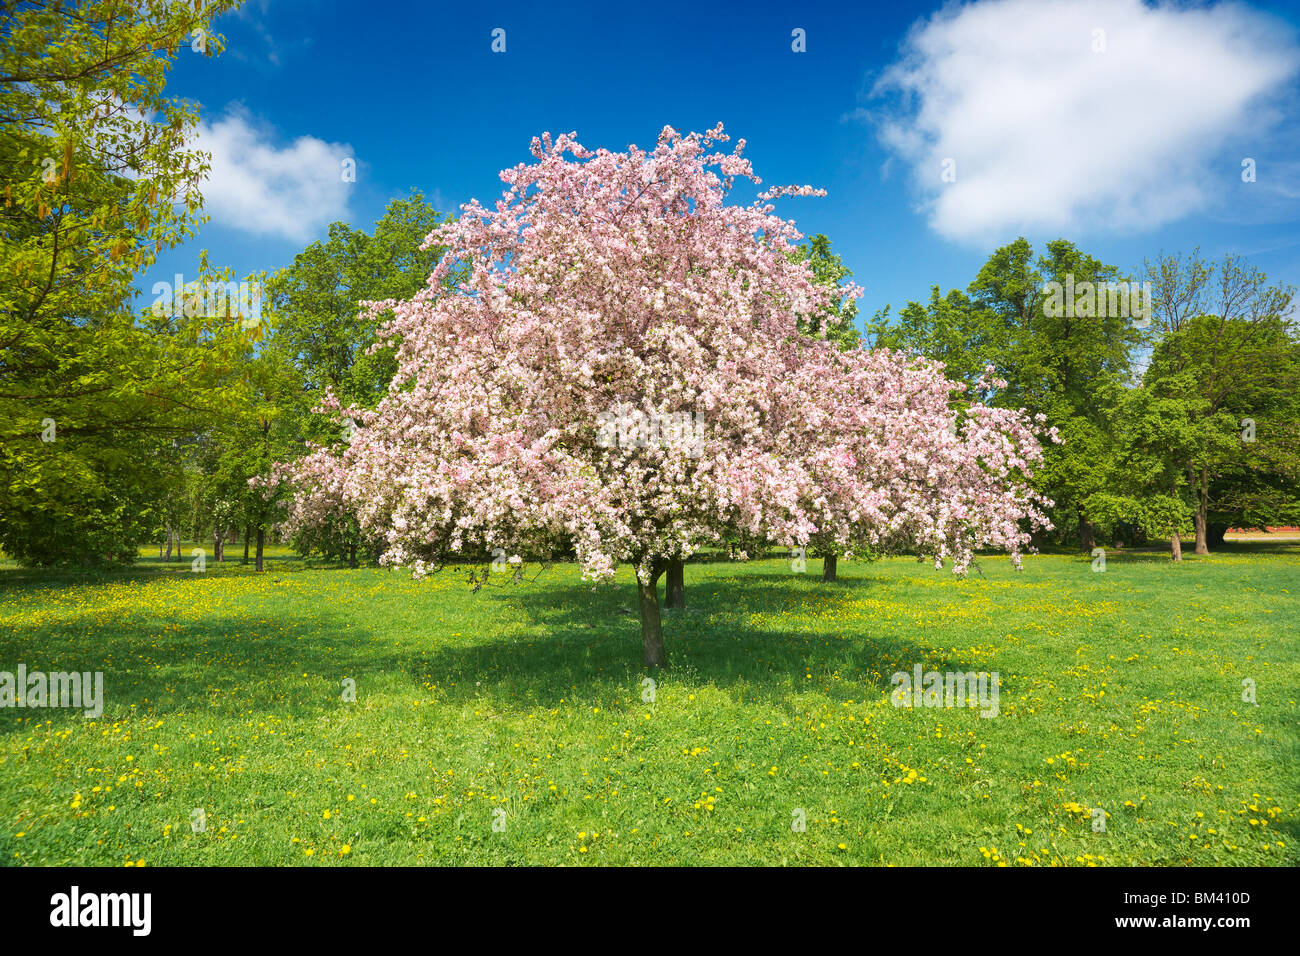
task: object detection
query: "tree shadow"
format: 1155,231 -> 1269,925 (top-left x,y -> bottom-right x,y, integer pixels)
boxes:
0,598 -> 399,731
706,569 -> 891,586
0,552 -> 343,592
1209,539 -> 1300,556
0,557 -> 1007,728
1038,539 -> 1299,561
420,571 -> 996,712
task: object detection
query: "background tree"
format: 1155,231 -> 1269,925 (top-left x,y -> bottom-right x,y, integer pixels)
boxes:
788,233 -> 860,349
217,349 -> 301,571
264,192 -> 451,412
1142,251 -> 1298,554
787,233 -> 861,582
261,192 -> 457,565
875,238 -> 1141,550
1085,381 -> 1196,560
0,0 -> 244,565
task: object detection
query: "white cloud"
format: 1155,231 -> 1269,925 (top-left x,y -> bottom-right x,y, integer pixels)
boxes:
197,108 -> 354,242
871,0 -> 1300,243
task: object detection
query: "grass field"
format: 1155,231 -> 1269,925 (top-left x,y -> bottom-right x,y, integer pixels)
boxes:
1,544 -> 1296,866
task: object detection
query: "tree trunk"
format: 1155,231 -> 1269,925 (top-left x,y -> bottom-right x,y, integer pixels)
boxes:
1170,531 -> 1182,562
255,528 -> 265,572
1189,462 -> 1209,555
163,533 -> 172,562
822,553 -> 837,583
665,558 -> 685,609
1079,513 -> 1096,552
348,539 -> 358,569
638,564 -> 667,669
1208,523 -> 1228,548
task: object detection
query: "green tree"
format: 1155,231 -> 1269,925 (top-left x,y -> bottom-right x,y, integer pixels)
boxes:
787,233 -> 860,349
0,0 -> 244,564
261,192 -> 458,565
208,348 -> 301,571
265,191 -> 451,414
1142,251 -> 1299,553
875,238 -> 1142,550
1086,380 -> 1196,560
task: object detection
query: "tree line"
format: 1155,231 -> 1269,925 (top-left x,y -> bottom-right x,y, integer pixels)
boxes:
2,1 -> 1296,575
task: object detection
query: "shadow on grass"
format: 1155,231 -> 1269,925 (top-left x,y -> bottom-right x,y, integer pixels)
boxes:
420,570 -> 991,711
0,552 -> 348,591
1033,540 -> 1300,560
29,537 -> 1288,721
0,557 -> 998,728
0,610 -> 406,732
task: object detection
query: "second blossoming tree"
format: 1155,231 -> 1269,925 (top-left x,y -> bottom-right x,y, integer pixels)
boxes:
278,124 -> 1051,667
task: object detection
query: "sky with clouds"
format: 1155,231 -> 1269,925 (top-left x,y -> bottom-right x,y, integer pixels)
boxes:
150,0 -> 1300,323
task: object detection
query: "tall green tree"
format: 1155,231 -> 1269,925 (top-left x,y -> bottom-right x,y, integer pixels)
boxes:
265,191 -> 452,415
1085,379 -> 1196,560
206,347 -> 301,571
261,192 -> 458,564
1142,251 -> 1299,553
876,237 -> 1142,550
0,0 -> 244,564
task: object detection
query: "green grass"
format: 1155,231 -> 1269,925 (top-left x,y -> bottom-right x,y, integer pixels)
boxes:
1,544 -> 1296,866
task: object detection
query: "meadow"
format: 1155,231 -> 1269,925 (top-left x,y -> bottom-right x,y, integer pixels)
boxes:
1,543 -> 1296,866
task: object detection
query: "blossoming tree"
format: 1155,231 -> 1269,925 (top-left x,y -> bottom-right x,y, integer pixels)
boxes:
792,349 -> 1055,579
275,124 -> 1051,667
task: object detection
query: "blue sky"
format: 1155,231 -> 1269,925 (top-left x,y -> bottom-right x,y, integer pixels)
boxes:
151,0 -> 1300,324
